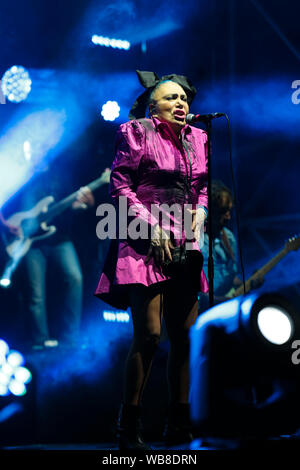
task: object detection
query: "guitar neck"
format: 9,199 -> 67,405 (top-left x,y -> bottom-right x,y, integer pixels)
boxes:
42,176 -> 106,222
234,247 -> 288,297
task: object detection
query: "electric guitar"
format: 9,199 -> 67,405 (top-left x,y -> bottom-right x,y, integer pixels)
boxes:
3,169 -> 111,262
226,235 -> 300,298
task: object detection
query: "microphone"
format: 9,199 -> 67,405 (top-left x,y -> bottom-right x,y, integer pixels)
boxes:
186,113 -> 225,124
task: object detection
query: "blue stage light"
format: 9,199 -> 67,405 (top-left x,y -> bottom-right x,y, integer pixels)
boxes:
0,403 -> 23,422
101,101 -> 120,121
8,380 -> 26,397
0,108 -> 66,208
1,66 -> 32,103
0,340 -> 9,357
0,372 -> 10,386
91,35 -> 130,50
257,305 -> 293,345
0,339 -> 32,397
14,367 -> 32,384
116,312 -> 130,323
0,278 -> 11,288
7,351 -> 24,368
103,311 -> 130,323
2,363 -> 14,377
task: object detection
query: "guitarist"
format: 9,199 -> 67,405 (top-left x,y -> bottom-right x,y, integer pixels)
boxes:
0,159 -> 98,350
199,180 -> 264,312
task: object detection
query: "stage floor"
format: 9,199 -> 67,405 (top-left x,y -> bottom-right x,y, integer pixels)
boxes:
2,434 -> 300,450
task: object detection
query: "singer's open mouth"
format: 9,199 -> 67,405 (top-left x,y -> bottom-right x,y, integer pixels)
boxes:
173,110 -> 186,120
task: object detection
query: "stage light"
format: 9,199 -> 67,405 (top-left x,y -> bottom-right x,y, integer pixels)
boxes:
0,340 -> 9,356
0,384 -> 9,396
7,351 -> 24,368
101,101 -> 120,121
0,108 -> 66,210
141,41 -> 147,54
0,372 -> 10,386
103,312 -> 115,322
190,288 -> 300,439
1,66 -> 32,103
0,403 -> 23,422
0,278 -> 11,288
116,313 -> 130,323
2,363 -> 14,377
14,367 -> 32,384
257,306 -> 293,345
23,140 -> 32,161
91,35 -> 130,50
239,291 -> 299,351
0,339 -> 32,398
8,380 -> 26,397
103,310 -> 130,323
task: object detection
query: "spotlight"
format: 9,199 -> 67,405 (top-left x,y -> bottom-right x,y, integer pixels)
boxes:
239,291 -> 299,352
257,306 -> 293,345
8,380 -> 26,397
0,278 -> 11,288
1,66 -> 32,103
91,35 -> 130,50
7,351 -> 24,368
190,289 -> 300,438
101,101 -> 120,121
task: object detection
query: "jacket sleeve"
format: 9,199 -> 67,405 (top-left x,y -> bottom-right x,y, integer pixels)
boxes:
109,121 -> 158,227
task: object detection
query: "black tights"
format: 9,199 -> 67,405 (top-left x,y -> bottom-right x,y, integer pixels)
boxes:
123,279 -> 199,406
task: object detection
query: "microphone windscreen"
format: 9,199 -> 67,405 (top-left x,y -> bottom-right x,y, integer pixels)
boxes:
185,113 -> 194,123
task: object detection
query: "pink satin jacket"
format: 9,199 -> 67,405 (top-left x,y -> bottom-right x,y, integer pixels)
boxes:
95,116 -> 209,310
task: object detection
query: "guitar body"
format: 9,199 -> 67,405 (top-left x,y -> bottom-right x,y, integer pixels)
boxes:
6,196 -> 55,228
5,196 -> 57,258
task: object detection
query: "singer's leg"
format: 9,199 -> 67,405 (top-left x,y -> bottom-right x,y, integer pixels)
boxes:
123,284 -> 164,405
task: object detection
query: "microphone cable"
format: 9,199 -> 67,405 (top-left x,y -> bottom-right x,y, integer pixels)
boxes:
223,113 -> 246,295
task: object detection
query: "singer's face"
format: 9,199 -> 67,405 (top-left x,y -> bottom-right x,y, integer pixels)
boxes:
150,82 -> 189,133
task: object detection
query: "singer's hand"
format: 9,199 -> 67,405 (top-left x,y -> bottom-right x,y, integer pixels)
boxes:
145,224 -> 174,268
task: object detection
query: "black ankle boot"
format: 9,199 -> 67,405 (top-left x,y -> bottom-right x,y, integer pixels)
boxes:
117,403 -> 152,450
163,403 -> 194,446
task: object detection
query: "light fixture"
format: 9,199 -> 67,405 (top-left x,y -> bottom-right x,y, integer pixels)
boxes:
190,288 -> 300,439
0,339 -> 32,397
1,66 -> 32,103
101,101 -> 120,121
0,278 -> 11,288
91,35 -> 130,50
103,310 -> 130,323
257,306 -> 293,345
239,291 -> 299,352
